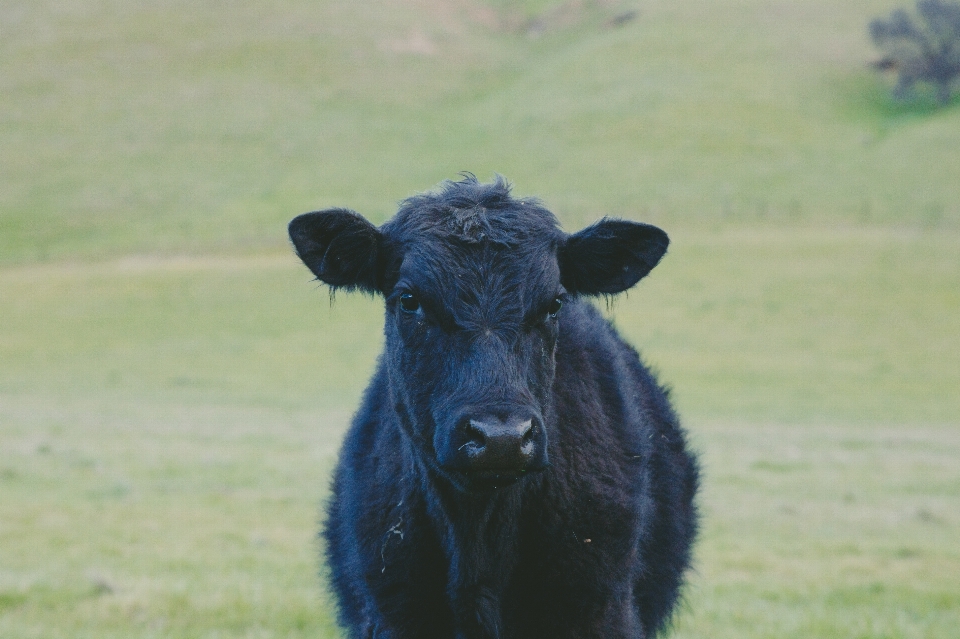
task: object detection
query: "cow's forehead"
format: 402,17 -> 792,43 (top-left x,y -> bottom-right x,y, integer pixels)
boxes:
397,235 -> 560,299
381,180 -> 565,305
382,177 -> 563,248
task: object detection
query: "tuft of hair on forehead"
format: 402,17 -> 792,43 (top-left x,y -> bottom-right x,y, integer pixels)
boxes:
386,174 -> 563,246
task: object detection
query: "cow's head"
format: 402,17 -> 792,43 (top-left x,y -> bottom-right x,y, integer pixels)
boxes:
290,176 -> 668,492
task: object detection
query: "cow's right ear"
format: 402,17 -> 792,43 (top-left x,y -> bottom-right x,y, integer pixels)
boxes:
288,209 -> 382,293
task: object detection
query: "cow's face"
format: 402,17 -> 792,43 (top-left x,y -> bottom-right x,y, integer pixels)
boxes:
380,231 -> 562,492
290,178 -> 668,492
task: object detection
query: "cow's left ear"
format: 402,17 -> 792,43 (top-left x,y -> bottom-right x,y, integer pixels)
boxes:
288,208 -> 383,293
559,219 -> 669,295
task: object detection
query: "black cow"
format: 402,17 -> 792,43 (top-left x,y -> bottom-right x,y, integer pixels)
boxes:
289,176 -> 698,639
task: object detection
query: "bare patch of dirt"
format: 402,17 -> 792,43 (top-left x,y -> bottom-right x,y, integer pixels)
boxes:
376,0 -> 639,55
501,0 -> 639,39
379,28 -> 438,55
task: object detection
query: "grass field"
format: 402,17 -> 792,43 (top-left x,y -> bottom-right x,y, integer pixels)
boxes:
2,0 -> 959,637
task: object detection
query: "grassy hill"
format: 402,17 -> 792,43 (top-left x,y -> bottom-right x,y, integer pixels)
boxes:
2,1 -> 958,637
3,0 -> 959,263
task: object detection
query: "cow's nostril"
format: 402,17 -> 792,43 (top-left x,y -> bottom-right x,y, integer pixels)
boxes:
520,420 -> 535,445
464,421 -> 487,447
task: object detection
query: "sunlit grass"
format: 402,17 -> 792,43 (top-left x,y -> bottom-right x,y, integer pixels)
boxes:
0,396 -> 345,639
3,401 -> 958,638
3,0 -> 959,636
2,228 -> 958,637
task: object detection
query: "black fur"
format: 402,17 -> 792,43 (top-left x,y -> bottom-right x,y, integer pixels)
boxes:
289,176 -> 699,639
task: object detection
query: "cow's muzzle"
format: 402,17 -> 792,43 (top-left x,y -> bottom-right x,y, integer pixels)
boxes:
437,412 -> 548,484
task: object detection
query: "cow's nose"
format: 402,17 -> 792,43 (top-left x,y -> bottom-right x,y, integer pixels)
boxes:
458,415 -> 537,471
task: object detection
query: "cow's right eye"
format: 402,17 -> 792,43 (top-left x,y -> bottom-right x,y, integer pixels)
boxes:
399,293 -> 420,313
547,297 -> 563,318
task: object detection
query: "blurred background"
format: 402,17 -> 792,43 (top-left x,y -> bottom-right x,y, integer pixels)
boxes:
1,0 -> 958,637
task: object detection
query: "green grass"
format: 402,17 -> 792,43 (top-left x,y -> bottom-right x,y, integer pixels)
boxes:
4,0 -> 960,263
2,0 -> 959,637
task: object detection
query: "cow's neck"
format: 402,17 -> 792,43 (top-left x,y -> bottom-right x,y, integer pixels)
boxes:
423,471 -> 527,639
391,384 -> 534,636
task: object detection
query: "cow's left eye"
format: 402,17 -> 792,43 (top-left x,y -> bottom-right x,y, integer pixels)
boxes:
547,297 -> 563,319
399,293 -> 420,313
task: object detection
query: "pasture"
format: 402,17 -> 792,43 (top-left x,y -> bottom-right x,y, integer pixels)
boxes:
1,0 -> 959,637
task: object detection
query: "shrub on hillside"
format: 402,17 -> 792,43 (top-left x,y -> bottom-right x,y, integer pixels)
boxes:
870,0 -> 960,104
